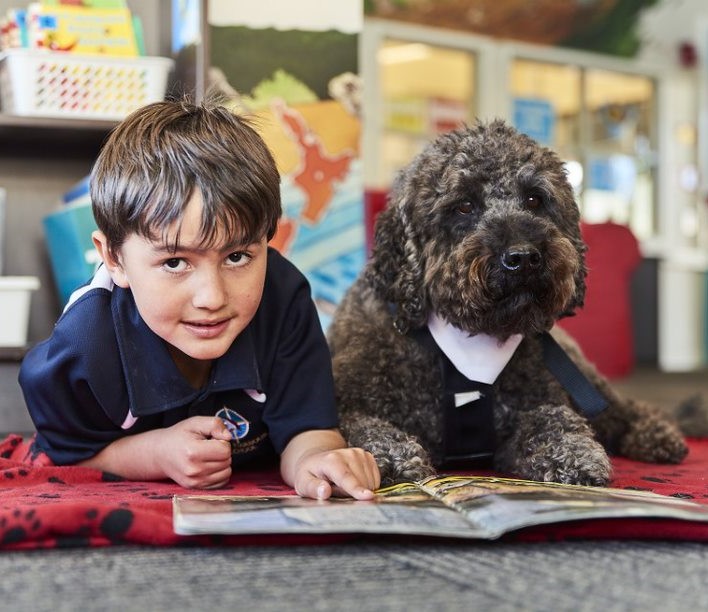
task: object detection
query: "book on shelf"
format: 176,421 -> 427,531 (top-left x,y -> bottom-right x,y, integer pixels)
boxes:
173,474 -> 708,540
40,1 -> 129,7
0,9 -> 29,50
27,1 -> 139,56
43,200 -> 98,305
61,174 -> 91,207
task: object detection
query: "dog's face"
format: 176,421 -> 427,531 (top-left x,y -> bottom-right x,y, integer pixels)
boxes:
367,120 -> 586,340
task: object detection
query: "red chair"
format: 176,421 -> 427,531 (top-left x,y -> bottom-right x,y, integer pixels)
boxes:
558,222 -> 641,378
364,189 -> 388,256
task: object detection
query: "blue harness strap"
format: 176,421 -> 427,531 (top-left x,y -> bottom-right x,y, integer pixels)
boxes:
540,331 -> 608,418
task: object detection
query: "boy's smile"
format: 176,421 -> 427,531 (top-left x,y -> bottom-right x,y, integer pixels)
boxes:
182,318 -> 232,339
93,190 -> 267,386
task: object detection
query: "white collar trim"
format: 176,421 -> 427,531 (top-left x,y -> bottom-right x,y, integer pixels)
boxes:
427,313 -> 523,384
63,264 -> 114,313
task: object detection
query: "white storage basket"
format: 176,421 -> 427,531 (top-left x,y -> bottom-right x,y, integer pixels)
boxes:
0,49 -> 173,120
0,276 -> 40,347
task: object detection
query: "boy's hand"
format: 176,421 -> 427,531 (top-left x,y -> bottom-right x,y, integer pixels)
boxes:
280,430 -> 381,500
294,447 -> 381,500
157,416 -> 233,489
78,416 -> 233,489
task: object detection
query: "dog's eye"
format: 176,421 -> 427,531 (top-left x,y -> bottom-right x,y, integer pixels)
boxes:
456,201 -> 474,215
525,194 -> 543,210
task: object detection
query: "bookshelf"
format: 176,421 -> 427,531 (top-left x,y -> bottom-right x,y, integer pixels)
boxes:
0,115 -> 115,158
0,0 -> 198,345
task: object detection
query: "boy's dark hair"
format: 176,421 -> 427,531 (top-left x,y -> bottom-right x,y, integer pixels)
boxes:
90,97 -> 282,258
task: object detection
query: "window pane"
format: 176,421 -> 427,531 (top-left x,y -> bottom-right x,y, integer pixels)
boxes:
584,69 -> 656,239
511,60 -> 657,240
379,39 -> 476,185
510,59 -> 583,196
510,59 -> 581,156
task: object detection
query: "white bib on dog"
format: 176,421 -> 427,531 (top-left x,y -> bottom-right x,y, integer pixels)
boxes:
427,313 -> 522,384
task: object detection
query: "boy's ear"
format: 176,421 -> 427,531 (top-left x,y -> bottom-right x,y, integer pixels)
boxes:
91,230 -> 129,288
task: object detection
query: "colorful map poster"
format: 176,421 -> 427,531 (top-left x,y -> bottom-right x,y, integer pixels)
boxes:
208,1 -> 363,328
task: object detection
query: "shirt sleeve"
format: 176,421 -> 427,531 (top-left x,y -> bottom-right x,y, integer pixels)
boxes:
258,251 -> 339,453
18,290 -> 130,465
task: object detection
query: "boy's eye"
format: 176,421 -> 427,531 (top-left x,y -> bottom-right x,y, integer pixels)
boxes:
163,258 -> 187,272
227,252 -> 251,267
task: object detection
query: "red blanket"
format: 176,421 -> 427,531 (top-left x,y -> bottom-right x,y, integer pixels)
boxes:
1,434 -> 707,549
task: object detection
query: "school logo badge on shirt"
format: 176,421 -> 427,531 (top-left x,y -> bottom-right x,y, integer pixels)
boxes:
216,407 -> 250,442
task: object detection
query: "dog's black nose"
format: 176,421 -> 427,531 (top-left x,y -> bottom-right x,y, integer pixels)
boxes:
501,245 -> 542,272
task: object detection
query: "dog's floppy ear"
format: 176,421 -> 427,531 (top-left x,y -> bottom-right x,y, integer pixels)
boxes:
365,190 -> 427,334
562,215 -> 588,317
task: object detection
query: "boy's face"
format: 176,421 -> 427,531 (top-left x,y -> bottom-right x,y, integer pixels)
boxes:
93,190 -> 267,366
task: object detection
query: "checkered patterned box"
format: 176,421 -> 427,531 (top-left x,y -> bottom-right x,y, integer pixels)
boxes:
0,49 -> 173,120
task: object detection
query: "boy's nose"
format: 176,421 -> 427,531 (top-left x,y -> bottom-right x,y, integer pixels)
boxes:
191,269 -> 228,310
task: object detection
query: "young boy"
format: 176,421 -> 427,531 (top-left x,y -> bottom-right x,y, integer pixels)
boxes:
19,98 -> 380,500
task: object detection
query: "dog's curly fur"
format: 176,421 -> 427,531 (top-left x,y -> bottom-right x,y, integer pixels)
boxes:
328,119 -> 689,487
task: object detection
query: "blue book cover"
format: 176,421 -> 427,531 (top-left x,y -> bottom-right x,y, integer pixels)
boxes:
43,203 -> 99,304
61,175 -> 91,206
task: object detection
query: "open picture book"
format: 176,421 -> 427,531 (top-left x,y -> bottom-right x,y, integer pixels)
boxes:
173,475 -> 708,540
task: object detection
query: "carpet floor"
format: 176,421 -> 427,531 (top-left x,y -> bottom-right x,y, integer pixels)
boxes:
1,362 -> 707,611
1,540 -> 708,611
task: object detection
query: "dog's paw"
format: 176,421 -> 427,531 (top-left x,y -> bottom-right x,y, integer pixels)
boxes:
619,416 -> 688,464
378,439 -> 437,486
514,434 -> 612,486
496,405 -> 612,486
339,413 -> 437,486
675,394 -> 708,437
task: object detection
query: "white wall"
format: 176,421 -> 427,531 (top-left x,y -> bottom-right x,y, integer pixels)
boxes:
637,0 -> 706,67
207,0 -> 362,32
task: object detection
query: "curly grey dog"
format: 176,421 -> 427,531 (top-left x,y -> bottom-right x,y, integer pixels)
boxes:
328,119 -> 688,487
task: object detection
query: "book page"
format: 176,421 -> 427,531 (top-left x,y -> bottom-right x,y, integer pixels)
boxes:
419,475 -> 708,539
173,482 -> 489,538
174,476 -> 708,539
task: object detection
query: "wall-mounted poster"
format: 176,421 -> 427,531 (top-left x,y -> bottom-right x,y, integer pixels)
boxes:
208,0 -> 363,327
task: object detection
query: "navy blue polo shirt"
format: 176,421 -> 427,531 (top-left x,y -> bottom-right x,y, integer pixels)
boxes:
19,248 -> 339,466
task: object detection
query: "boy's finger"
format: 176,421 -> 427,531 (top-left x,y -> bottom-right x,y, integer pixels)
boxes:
336,454 -> 381,495
203,466 -> 233,489
180,464 -> 232,490
186,416 -> 231,440
210,420 -> 233,441
201,438 -> 232,461
327,467 -> 375,500
361,453 -> 382,491
297,474 -> 333,500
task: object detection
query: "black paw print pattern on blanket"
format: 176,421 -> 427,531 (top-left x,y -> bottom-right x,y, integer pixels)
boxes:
1,434 -> 707,548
